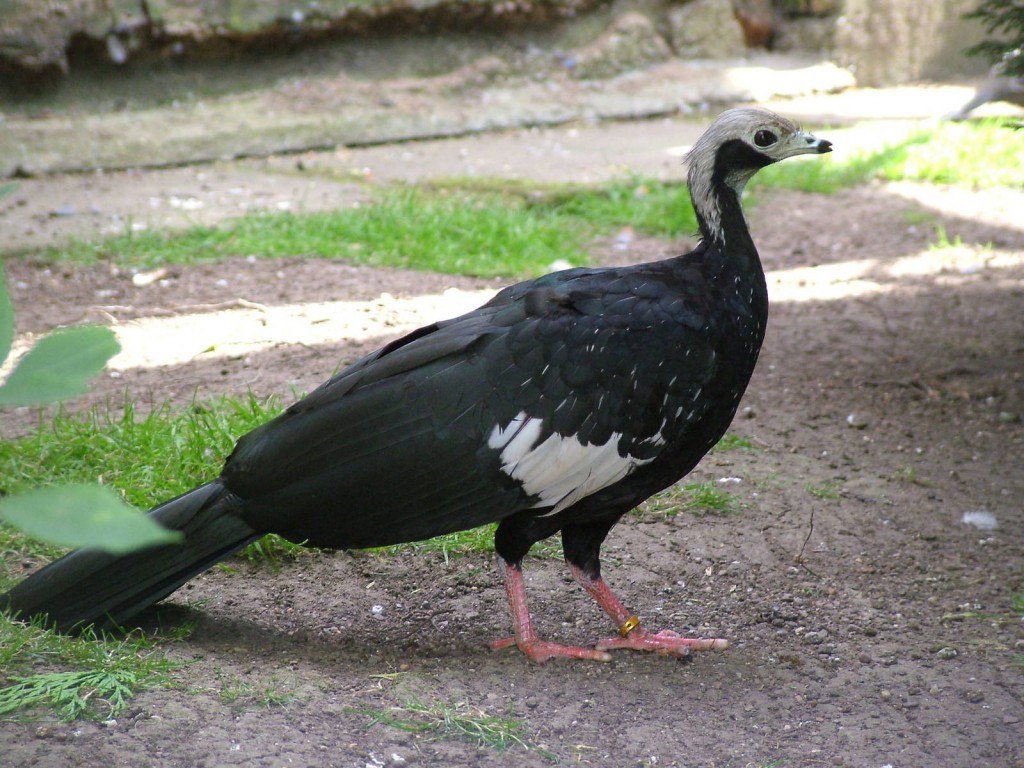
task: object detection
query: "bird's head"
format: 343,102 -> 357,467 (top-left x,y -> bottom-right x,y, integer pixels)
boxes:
686,107 -> 831,243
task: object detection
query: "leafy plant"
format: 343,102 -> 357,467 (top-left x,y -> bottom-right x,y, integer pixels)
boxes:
0,615 -> 182,720
0,263 -> 179,552
965,0 -> 1024,76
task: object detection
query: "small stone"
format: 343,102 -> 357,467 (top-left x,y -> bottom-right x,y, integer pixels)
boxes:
846,413 -> 869,429
858,653 -> 872,665
803,630 -> 826,645
880,689 -> 892,701
936,647 -> 958,660
965,690 -> 984,703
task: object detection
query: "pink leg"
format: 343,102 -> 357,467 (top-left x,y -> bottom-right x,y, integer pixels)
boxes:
568,564 -> 729,657
489,557 -> 612,662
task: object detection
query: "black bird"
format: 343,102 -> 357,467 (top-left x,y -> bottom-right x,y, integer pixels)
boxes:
1,108 -> 831,662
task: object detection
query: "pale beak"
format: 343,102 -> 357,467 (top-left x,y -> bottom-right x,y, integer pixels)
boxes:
788,130 -> 832,156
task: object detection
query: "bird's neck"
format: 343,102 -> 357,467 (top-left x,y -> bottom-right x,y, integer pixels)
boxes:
687,137 -> 770,267
689,175 -> 769,331
694,181 -> 756,258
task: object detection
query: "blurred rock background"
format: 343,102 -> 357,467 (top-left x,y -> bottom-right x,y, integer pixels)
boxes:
0,0 -> 990,89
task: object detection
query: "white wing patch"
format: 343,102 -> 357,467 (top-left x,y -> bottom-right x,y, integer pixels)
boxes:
488,411 -> 658,515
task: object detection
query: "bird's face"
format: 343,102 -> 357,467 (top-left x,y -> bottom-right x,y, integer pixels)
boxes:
740,114 -> 833,163
685,107 -> 832,245
687,107 -> 832,192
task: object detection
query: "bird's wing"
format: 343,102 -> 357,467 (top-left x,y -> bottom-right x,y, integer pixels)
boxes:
220,265 -> 722,548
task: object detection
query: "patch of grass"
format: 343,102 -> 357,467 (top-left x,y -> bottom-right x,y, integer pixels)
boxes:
755,120 -> 1024,193
713,432 -> 754,452
47,190 -> 589,277
804,481 -> 842,500
0,395 -> 280,507
36,176 -> 702,276
639,480 -> 737,517
928,225 -> 966,251
892,464 -> 929,486
878,120 -> 1024,187
0,615 -> 185,721
428,175 -> 701,240
533,176 -> 699,239
216,673 -> 299,709
678,481 -> 736,515
357,697 -> 555,760
0,395 -> 291,569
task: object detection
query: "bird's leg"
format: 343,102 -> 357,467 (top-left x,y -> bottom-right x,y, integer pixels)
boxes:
489,556 -> 612,662
568,564 -> 729,657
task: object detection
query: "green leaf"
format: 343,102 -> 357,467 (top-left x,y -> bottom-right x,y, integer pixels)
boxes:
0,325 -> 120,406
0,484 -> 181,553
0,262 -> 13,367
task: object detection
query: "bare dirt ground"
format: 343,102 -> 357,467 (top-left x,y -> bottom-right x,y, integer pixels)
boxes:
2,115 -> 1023,766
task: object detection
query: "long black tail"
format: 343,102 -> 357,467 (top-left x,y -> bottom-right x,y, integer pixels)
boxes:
0,481 -> 261,633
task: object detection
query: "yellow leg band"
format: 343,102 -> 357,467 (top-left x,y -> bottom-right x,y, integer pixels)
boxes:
618,615 -> 641,637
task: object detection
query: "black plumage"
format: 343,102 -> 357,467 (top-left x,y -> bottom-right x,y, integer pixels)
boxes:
1,108 -> 831,661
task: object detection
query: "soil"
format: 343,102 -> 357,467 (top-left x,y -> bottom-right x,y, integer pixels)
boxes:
2,116 -> 1023,767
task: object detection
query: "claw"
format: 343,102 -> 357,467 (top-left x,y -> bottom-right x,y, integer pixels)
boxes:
595,628 -> 729,657
490,636 -> 612,663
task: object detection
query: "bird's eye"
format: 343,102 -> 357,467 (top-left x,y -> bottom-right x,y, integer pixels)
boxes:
753,130 -> 777,148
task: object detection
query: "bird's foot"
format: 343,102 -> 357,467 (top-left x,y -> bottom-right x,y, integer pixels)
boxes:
595,628 -> 729,658
490,636 -> 613,663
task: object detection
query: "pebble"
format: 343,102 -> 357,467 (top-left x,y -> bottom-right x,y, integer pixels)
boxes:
803,630 -> 828,645
936,647 -> 958,660
846,413 -> 869,429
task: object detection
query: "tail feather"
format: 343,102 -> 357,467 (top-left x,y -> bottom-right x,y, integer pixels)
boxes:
0,481 -> 261,633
